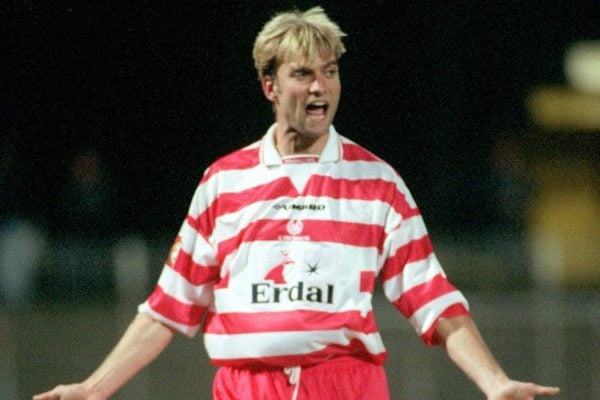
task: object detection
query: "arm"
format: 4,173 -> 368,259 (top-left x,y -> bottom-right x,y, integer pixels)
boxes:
435,315 -> 560,399
33,313 -> 176,400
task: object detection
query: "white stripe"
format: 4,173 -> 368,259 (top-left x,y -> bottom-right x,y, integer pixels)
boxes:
178,221 -> 198,253
383,215 -> 428,252
179,220 -> 216,264
157,266 -> 214,306
230,238 -> 377,269
204,329 -> 386,359
409,291 -> 469,334
137,304 -> 200,337
186,180 -> 213,219
329,160 -> 394,181
191,236 -> 218,267
212,199 -> 280,242
199,164 -> 279,212
382,254 -> 445,302
218,164 -> 279,192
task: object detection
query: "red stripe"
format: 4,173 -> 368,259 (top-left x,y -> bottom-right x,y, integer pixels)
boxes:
209,342 -> 388,368
211,177 -> 295,218
393,274 -> 458,318
200,146 -> 260,184
213,270 -> 230,289
217,219 -> 385,262
185,215 -> 213,245
360,271 -> 376,293
189,177 -> 294,239
204,310 -> 379,335
305,175 -> 420,218
380,235 -> 434,283
421,304 -> 471,346
171,251 -> 220,285
304,176 -> 394,201
147,286 -> 206,327
341,143 -> 381,162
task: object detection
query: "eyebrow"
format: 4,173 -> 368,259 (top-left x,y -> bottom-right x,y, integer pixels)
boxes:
292,66 -> 313,74
291,60 -> 339,72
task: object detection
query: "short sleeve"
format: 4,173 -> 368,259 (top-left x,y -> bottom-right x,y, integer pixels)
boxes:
138,179 -> 220,337
379,179 -> 470,346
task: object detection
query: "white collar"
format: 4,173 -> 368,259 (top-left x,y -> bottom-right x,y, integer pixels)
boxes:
260,124 -> 342,166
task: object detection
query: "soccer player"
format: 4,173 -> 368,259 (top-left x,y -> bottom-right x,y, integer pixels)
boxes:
34,7 -> 560,400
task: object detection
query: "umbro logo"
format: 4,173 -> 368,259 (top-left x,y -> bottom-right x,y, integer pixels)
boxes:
273,203 -> 326,211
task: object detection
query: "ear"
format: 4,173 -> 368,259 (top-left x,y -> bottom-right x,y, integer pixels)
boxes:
261,75 -> 278,103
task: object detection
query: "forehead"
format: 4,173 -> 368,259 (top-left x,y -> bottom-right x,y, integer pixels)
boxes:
280,51 -> 338,69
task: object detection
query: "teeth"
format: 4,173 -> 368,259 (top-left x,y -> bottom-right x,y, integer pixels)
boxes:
307,102 -> 327,109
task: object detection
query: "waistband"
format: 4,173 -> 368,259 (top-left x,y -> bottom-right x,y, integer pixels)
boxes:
231,354 -> 375,373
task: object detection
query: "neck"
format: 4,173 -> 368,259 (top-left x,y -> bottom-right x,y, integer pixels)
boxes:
274,126 -> 329,157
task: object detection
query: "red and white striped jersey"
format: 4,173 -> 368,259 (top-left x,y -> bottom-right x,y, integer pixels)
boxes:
138,124 -> 469,368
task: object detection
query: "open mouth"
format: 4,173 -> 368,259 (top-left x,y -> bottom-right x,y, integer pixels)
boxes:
306,102 -> 328,116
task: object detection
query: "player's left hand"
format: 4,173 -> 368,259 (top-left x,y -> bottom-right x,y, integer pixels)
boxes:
488,380 -> 560,399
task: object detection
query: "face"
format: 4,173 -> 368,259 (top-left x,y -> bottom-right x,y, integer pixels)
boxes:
263,53 -> 341,140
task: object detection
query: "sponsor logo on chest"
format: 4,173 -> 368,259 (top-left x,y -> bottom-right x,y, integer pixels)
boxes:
251,250 -> 335,305
251,281 -> 334,304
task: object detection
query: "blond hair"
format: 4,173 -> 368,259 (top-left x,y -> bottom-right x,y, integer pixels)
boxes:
252,6 -> 347,80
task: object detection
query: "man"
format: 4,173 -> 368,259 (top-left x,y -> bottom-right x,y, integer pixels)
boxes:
34,7 -> 560,400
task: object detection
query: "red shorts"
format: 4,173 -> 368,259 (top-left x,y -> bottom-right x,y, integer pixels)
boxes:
212,356 -> 389,400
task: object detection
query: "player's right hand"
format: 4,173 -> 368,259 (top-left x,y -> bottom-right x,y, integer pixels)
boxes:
33,383 -> 106,400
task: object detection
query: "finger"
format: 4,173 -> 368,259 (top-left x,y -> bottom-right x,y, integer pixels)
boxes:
533,385 -> 560,396
520,382 -> 561,397
33,386 -> 61,400
32,391 -> 58,400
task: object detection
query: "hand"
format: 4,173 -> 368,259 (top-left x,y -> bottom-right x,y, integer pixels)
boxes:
32,383 -> 106,400
488,380 -> 560,399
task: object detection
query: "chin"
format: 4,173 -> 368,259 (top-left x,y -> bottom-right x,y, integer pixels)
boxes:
303,128 -> 329,139
304,121 -> 331,136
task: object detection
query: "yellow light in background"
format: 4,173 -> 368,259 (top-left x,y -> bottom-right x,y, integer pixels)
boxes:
564,40 -> 600,95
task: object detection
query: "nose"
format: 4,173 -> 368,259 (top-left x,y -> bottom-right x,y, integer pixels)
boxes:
309,75 -> 325,95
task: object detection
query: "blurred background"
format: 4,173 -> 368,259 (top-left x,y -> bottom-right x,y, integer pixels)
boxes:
2,1 -> 599,398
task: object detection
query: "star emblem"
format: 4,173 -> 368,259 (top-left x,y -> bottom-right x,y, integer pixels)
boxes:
306,261 -> 320,275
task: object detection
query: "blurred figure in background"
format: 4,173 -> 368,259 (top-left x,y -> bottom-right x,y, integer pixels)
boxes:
491,134 -> 536,234
46,147 -> 117,301
54,147 -> 116,240
0,141 -> 47,309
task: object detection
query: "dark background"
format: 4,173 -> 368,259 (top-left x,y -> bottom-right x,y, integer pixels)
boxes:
4,1 -> 599,237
